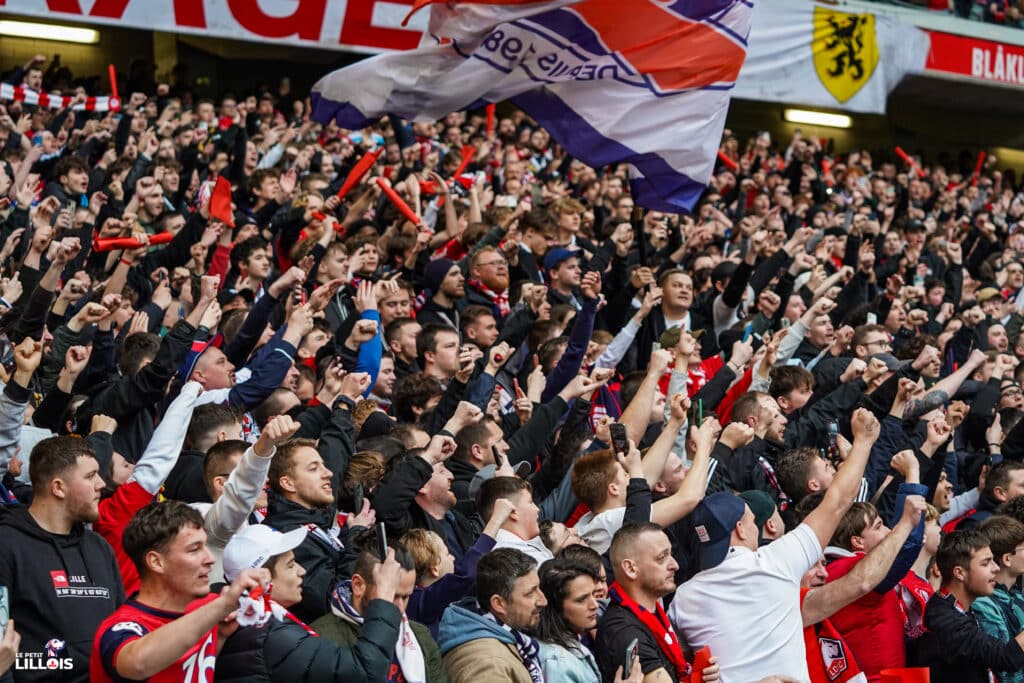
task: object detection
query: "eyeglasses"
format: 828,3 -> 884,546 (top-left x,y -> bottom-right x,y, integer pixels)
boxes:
476,259 -> 507,268
863,338 -> 892,349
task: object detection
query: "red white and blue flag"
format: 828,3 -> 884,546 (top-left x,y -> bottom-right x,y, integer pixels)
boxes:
311,0 -> 753,212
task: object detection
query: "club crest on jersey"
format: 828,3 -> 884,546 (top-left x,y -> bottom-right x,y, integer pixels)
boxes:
820,636 -> 849,679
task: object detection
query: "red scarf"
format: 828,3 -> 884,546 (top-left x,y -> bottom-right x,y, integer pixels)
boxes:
467,277 -> 511,317
800,588 -> 866,683
609,582 -> 690,680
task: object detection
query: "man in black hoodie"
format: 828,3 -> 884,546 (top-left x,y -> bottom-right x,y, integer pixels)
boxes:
0,435 -> 125,682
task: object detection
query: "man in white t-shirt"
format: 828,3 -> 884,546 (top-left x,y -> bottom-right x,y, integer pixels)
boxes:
669,408 -> 881,682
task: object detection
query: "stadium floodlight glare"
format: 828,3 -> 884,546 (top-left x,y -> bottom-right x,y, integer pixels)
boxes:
0,20 -> 99,44
783,109 -> 852,129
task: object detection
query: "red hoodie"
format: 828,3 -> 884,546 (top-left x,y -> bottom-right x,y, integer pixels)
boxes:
826,553 -> 907,682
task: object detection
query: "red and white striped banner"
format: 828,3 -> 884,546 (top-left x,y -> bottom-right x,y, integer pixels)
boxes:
0,83 -> 121,112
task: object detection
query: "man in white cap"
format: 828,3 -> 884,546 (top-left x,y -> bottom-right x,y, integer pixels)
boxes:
216,523 -> 405,682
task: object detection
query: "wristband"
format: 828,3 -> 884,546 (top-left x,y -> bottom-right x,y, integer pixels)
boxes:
437,428 -> 455,439
335,395 -> 356,411
0,297 -> 10,309
119,258 -> 132,267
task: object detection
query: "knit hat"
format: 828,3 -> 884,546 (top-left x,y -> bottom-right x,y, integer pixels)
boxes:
738,490 -> 776,543
424,258 -> 455,294
870,353 -> 911,372
359,411 -> 395,439
468,462 -> 533,500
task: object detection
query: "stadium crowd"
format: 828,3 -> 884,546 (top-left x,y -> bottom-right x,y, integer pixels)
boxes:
878,0 -> 1024,26
0,51 -> 1023,683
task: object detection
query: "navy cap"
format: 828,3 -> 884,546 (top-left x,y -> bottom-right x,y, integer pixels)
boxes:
178,333 -> 223,384
691,492 -> 747,572
543,247 -> 576,272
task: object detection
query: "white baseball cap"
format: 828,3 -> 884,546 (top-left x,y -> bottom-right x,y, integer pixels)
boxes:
223,524 -> 308,582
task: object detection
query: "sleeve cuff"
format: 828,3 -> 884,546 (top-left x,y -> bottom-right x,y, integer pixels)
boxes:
4,379 -> 31,404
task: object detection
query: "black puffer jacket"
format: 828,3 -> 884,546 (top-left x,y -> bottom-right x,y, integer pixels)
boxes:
262,492 -> 359,623
214,600 -> 401,683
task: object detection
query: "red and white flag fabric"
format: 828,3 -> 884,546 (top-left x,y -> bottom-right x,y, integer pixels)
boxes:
0,83 -> 121,112
311,0 -> 753,212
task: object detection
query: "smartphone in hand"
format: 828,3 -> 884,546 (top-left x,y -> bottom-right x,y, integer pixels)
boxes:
352,483 -> 364,517
609,423 -> 628,458
492,445 -> 508,471
624,638 -> 638,677
375,523 -> 388,561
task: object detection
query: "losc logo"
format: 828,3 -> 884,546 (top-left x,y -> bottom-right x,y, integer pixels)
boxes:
45,638 -> 66,658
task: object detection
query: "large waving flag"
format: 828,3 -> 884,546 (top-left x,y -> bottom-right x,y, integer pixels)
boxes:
311,0 -> 753,212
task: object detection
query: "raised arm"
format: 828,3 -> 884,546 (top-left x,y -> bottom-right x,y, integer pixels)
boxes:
803,408 -> 880,550
128,382 -> 202,495
642,393 -> 689,488
205,416 -> 301,547
801,494 -> 926,626
0,338 -> 41,476
651,417 -> 719,528
619,348 -> 672,445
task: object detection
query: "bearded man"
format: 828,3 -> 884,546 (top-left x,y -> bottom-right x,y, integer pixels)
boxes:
465,247 -> 512,322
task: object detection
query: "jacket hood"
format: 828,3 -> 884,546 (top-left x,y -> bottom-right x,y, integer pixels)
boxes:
265,490 -> 335,530
445,457 -> 479,481
436,603 -> 515,655
0,504 -> 85,543
823,545 -> 858,560
978,492 -> 1001,514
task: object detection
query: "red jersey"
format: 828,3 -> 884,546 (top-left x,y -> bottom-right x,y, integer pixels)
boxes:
91,594 -> 219,683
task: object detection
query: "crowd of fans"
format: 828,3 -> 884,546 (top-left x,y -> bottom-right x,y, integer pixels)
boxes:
0,49 -> 1023,683
877,0 -> 1024,27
